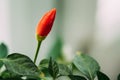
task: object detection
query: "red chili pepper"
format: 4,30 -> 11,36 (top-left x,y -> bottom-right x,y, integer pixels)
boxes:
36,8 -> 56,41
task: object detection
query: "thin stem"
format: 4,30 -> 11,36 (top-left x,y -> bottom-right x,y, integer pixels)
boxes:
34,41 -> 42,63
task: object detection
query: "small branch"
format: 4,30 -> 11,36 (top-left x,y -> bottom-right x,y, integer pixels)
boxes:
34,41 -> 42,63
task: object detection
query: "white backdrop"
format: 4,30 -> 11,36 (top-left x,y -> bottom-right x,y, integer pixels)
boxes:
0,0 -> 11,47
0,0 -> 120,80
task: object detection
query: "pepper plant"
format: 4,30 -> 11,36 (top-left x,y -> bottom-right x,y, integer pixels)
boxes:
0,8 -> 119,80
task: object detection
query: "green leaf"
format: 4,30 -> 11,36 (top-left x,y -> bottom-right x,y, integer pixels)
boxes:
68,75 -> 87,80
48,57 -> 59,79
0,43 -> 8,68
1,78 -> 22,80
1,70 -> 21,79
38,59 -> 50,77
39,59 -> 49,68
2,53 -> 40,77
70,63 -> 84,76
59,64 -> 72,76
118,74 -> 120,80
0,43 -> 8,58
42,77 -> 53,80
97,71 -> 110,80
57,76 -> 70,80
73,53 -> 100,80
26,78 -> 39,80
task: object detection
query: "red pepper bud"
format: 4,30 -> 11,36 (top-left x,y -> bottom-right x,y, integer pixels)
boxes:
36,8 -> 56,41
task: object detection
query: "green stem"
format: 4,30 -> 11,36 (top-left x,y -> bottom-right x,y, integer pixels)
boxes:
34,41 -> 42,63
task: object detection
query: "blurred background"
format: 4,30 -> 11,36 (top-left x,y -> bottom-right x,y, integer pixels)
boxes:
0,0 -> 120,79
